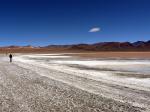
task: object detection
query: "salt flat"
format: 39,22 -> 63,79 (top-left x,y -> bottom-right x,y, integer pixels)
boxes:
0,53 -> 150,112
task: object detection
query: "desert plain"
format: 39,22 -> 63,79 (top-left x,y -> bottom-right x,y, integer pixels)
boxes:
0,52 -> 150,112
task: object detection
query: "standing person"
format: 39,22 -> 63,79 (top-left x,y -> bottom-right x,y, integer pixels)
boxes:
9,54 -> 13,62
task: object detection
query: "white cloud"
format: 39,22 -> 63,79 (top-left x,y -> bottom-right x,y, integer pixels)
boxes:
89,27 -> 101,32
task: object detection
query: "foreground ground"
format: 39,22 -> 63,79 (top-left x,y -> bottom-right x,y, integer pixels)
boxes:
0,53 -> 150,112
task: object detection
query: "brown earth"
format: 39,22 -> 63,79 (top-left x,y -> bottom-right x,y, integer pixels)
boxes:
68,52 -> 150,59
1,47 -> 150,59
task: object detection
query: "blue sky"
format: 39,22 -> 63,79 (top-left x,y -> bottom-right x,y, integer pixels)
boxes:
0,0 -> 150,46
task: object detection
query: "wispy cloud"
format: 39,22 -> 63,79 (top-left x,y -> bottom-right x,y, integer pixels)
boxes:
89,27 -> 101,32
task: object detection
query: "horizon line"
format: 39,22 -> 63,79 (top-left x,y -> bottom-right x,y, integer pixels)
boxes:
0,40 -> 149,47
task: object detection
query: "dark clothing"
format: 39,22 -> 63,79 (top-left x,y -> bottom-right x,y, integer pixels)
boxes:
9,54 -> 12,62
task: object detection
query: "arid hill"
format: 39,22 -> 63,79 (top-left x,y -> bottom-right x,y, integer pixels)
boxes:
0,40 -> 150,53
69,40 -> 150,51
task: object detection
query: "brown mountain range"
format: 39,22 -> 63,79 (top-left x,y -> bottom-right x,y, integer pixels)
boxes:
49,41 -> 150,51
0,41 -> 150,53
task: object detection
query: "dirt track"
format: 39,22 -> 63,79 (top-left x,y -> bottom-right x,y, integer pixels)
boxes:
0,61 -> 145,112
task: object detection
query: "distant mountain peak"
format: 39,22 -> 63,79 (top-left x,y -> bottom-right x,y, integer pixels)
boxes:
0,40 -> 150,51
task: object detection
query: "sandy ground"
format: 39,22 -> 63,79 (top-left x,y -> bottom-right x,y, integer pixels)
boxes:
68,52 -> 150,59
0,53 -> 150,112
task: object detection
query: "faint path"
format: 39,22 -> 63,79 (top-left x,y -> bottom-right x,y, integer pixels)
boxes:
0,62 -> 144,112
